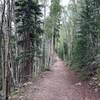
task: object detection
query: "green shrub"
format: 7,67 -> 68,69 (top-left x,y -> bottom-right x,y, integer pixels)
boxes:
96,68 -> 100,78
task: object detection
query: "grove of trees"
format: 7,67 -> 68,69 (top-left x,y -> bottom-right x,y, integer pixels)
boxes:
0,0 -> 57,99
0,0 -> 100,99
59,0 -> 100,80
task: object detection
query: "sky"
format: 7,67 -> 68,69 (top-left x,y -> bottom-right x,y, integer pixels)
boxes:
45,0 -> 70,17
61,0 -> 70,6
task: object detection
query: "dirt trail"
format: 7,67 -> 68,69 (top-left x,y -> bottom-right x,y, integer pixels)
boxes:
23,57 -> 100,100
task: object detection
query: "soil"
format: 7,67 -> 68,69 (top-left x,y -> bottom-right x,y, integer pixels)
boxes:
22,57 -> 100,100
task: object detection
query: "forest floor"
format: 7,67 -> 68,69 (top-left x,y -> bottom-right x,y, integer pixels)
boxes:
14,57 -> 100,100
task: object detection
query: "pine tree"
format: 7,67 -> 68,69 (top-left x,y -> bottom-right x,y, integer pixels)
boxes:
71,0 -> 99,79
15,0 -> 43,82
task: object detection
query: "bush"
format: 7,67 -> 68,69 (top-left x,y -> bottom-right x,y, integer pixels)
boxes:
96,68 -> 100,78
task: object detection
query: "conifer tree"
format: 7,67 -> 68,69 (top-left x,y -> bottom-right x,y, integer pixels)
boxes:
68,0 -> 99,78
15,0 -> 43,82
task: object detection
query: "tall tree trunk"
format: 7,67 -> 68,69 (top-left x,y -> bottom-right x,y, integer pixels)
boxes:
0,0 -> 6,99
5,0 -> 13,99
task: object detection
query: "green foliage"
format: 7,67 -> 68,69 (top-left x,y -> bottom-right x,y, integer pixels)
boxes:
58,0 -> 100,80
15,0 -> 44,82
96,68 -> 100,78
15,0 -> 43,61
70,0 -> 99,80
58,44 -> 64,60
45,0 -> 61,49
45,17 -> 53,38
72,0 -> 98,69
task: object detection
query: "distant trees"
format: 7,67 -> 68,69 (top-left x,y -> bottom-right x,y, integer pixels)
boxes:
45,0 -> 61,52
71,0 -> 99,79
58,0 -> 100,79
50,0 -> 61,51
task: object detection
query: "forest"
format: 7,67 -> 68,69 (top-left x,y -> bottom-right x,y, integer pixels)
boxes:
0,0 -> 100,100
